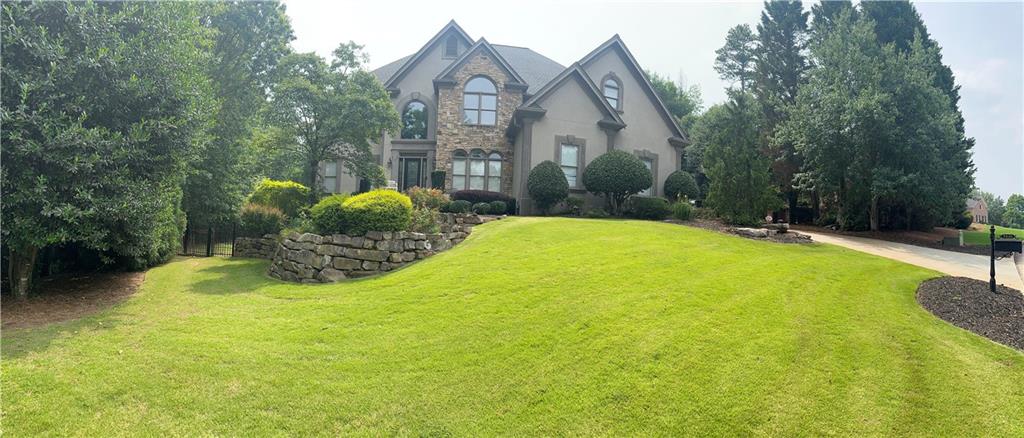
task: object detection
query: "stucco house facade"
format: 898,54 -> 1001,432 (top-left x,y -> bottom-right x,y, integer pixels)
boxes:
322,20 -> 688,214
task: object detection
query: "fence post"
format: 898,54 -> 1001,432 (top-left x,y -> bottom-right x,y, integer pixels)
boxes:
231,222 -> 237,257
206,225 -> 213,257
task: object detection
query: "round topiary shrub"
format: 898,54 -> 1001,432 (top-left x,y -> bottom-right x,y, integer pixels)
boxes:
310,194 -> 350,234
472,202 -> 490,214
627,197 -> 671,220
248,179 -> 311,218
664,170 -> 699,201
671,201 -> 694,221
447,199 -> 472,213
239,203 -> 286,237
340,189 -> 413,235
527,161 -> 569,215
582,150 -> 652,215
954,210 -> 973,230
488,200 -> 507,215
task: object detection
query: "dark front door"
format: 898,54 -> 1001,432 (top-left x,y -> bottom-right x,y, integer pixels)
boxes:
399,156 -> 426,191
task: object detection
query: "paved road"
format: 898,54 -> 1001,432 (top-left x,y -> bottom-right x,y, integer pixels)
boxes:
800,231 -> 1024,291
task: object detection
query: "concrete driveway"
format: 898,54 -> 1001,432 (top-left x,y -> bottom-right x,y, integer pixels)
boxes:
800,230 -> 1024,292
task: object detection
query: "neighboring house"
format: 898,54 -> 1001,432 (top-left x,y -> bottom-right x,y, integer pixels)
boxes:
967,197 -> 988,224
322,20 -> 688,214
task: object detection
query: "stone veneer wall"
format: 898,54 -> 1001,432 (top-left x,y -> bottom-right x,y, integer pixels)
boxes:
435,49 -> 521,194
267,213 -> 483,283
234,235 -> 279,259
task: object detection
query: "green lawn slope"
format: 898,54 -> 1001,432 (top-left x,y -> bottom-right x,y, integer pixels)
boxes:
3,217 -> 1022,436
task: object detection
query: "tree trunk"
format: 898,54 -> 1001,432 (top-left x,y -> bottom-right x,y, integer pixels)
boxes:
309,160 -> 321,202
870,196 -> 880,231
8,246 -> 39,301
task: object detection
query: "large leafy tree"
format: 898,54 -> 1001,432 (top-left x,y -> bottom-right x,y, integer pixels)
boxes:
268,43 -> 399,199
702,92 -> 780,225
182,1 -> 293,226
714,24 -> 758,92
1,2 -> 214,298
1004,194 -> 1024,229
779,10 -> 967,231
754,0 -> 809,218
645,70 -> 703,132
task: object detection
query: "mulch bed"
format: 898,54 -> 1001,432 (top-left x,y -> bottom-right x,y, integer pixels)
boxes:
671,218 -> 814,244
1,271 -> 145,330
917,276 -> 1024,351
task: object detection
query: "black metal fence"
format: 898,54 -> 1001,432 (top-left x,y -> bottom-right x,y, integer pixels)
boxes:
179,221 -> 236,257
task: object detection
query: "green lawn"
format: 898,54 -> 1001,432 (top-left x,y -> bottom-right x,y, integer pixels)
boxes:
963,224 -> 1024,245
3,217 -> 1022,436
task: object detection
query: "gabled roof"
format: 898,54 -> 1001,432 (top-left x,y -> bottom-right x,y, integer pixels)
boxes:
382,20 -> 473,89
372,54 -> 411,83
434,38 -> 527,86
521,63 -> 625,127
577,35 -> 687,141
492,45 -> 565,94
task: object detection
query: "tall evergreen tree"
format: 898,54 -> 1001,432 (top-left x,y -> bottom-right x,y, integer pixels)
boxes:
810,0 -> 854,38
754,0 -> 809,219
702,92 -> 780,225
714,24 -> 758,92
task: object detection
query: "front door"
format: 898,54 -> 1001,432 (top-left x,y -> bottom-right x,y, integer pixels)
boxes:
398,156 -> 426,191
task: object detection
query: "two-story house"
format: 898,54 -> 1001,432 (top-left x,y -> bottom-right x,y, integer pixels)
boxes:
323,20 -> 688,214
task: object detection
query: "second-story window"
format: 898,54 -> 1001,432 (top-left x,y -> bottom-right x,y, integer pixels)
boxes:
463,77 -> 497,126
401,101 -> 427,139
603,76 -> 621,110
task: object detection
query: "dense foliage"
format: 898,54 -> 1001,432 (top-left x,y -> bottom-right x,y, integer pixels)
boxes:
451,190 -> 516,214
582,151 -> 653,216
248,179 -> 311,218
445,200 -> 472,214
627,197 -> 672,220
268,44 -> 400,198
778,10 -> 971,230
1,2 -> 214,297
239,203 -> 287,237
472,203 -> 491,215
1004,195 -> 1024,229
663,170 -> 700,201
527,161 -> 570,215
646,71 -> 703,132
406,187 -> 449,210
310,194 -> 350,235
702,93 -> 780,226
340,190 -> 413,235
488,201 -> 508,215
672,201 -> 695,221
409,207 -> 441,234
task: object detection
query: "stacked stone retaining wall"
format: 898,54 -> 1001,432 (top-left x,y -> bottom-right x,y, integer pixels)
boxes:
267,213 -> 482,283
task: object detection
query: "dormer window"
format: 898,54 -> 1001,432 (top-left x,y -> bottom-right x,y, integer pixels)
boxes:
602,75 -> 622,110
444,35 -> 459,58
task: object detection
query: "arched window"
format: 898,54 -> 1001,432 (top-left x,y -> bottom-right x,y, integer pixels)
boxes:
463,77 -> 497,126
451,149 -> 502,192
452,149 -> 467,189
487,152 -> 502,192
602,75 -> 621,110
401,101 -> 427,139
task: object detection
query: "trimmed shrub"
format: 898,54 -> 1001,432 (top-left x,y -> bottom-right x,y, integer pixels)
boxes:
249,179 -> 311,218
310,194 -> 350,234
664,170 -> 699,201
627,197 -> 671,220
409,207 -> 440,233
583,208 -> 610,219
239,203 -> 287,237
954,211 -> 973,230
566,196 -> 585,216
527,161 -> 569,214
447,199 -> 472,213
341,189 -> 413,235
452,190 -> 516,215
488,201 -> 507,215
407,187 -> 448,210
671,201 -> 694,221
472,202 -> 490,214
430,170 -> 446,189
582,150 -> 652,215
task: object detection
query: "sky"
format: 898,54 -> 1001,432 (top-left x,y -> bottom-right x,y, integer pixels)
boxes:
284,0 -> 1024,200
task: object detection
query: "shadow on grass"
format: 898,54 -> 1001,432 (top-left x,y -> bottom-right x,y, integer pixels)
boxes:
187,257 -> 277,295
1,303 -> 129,360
